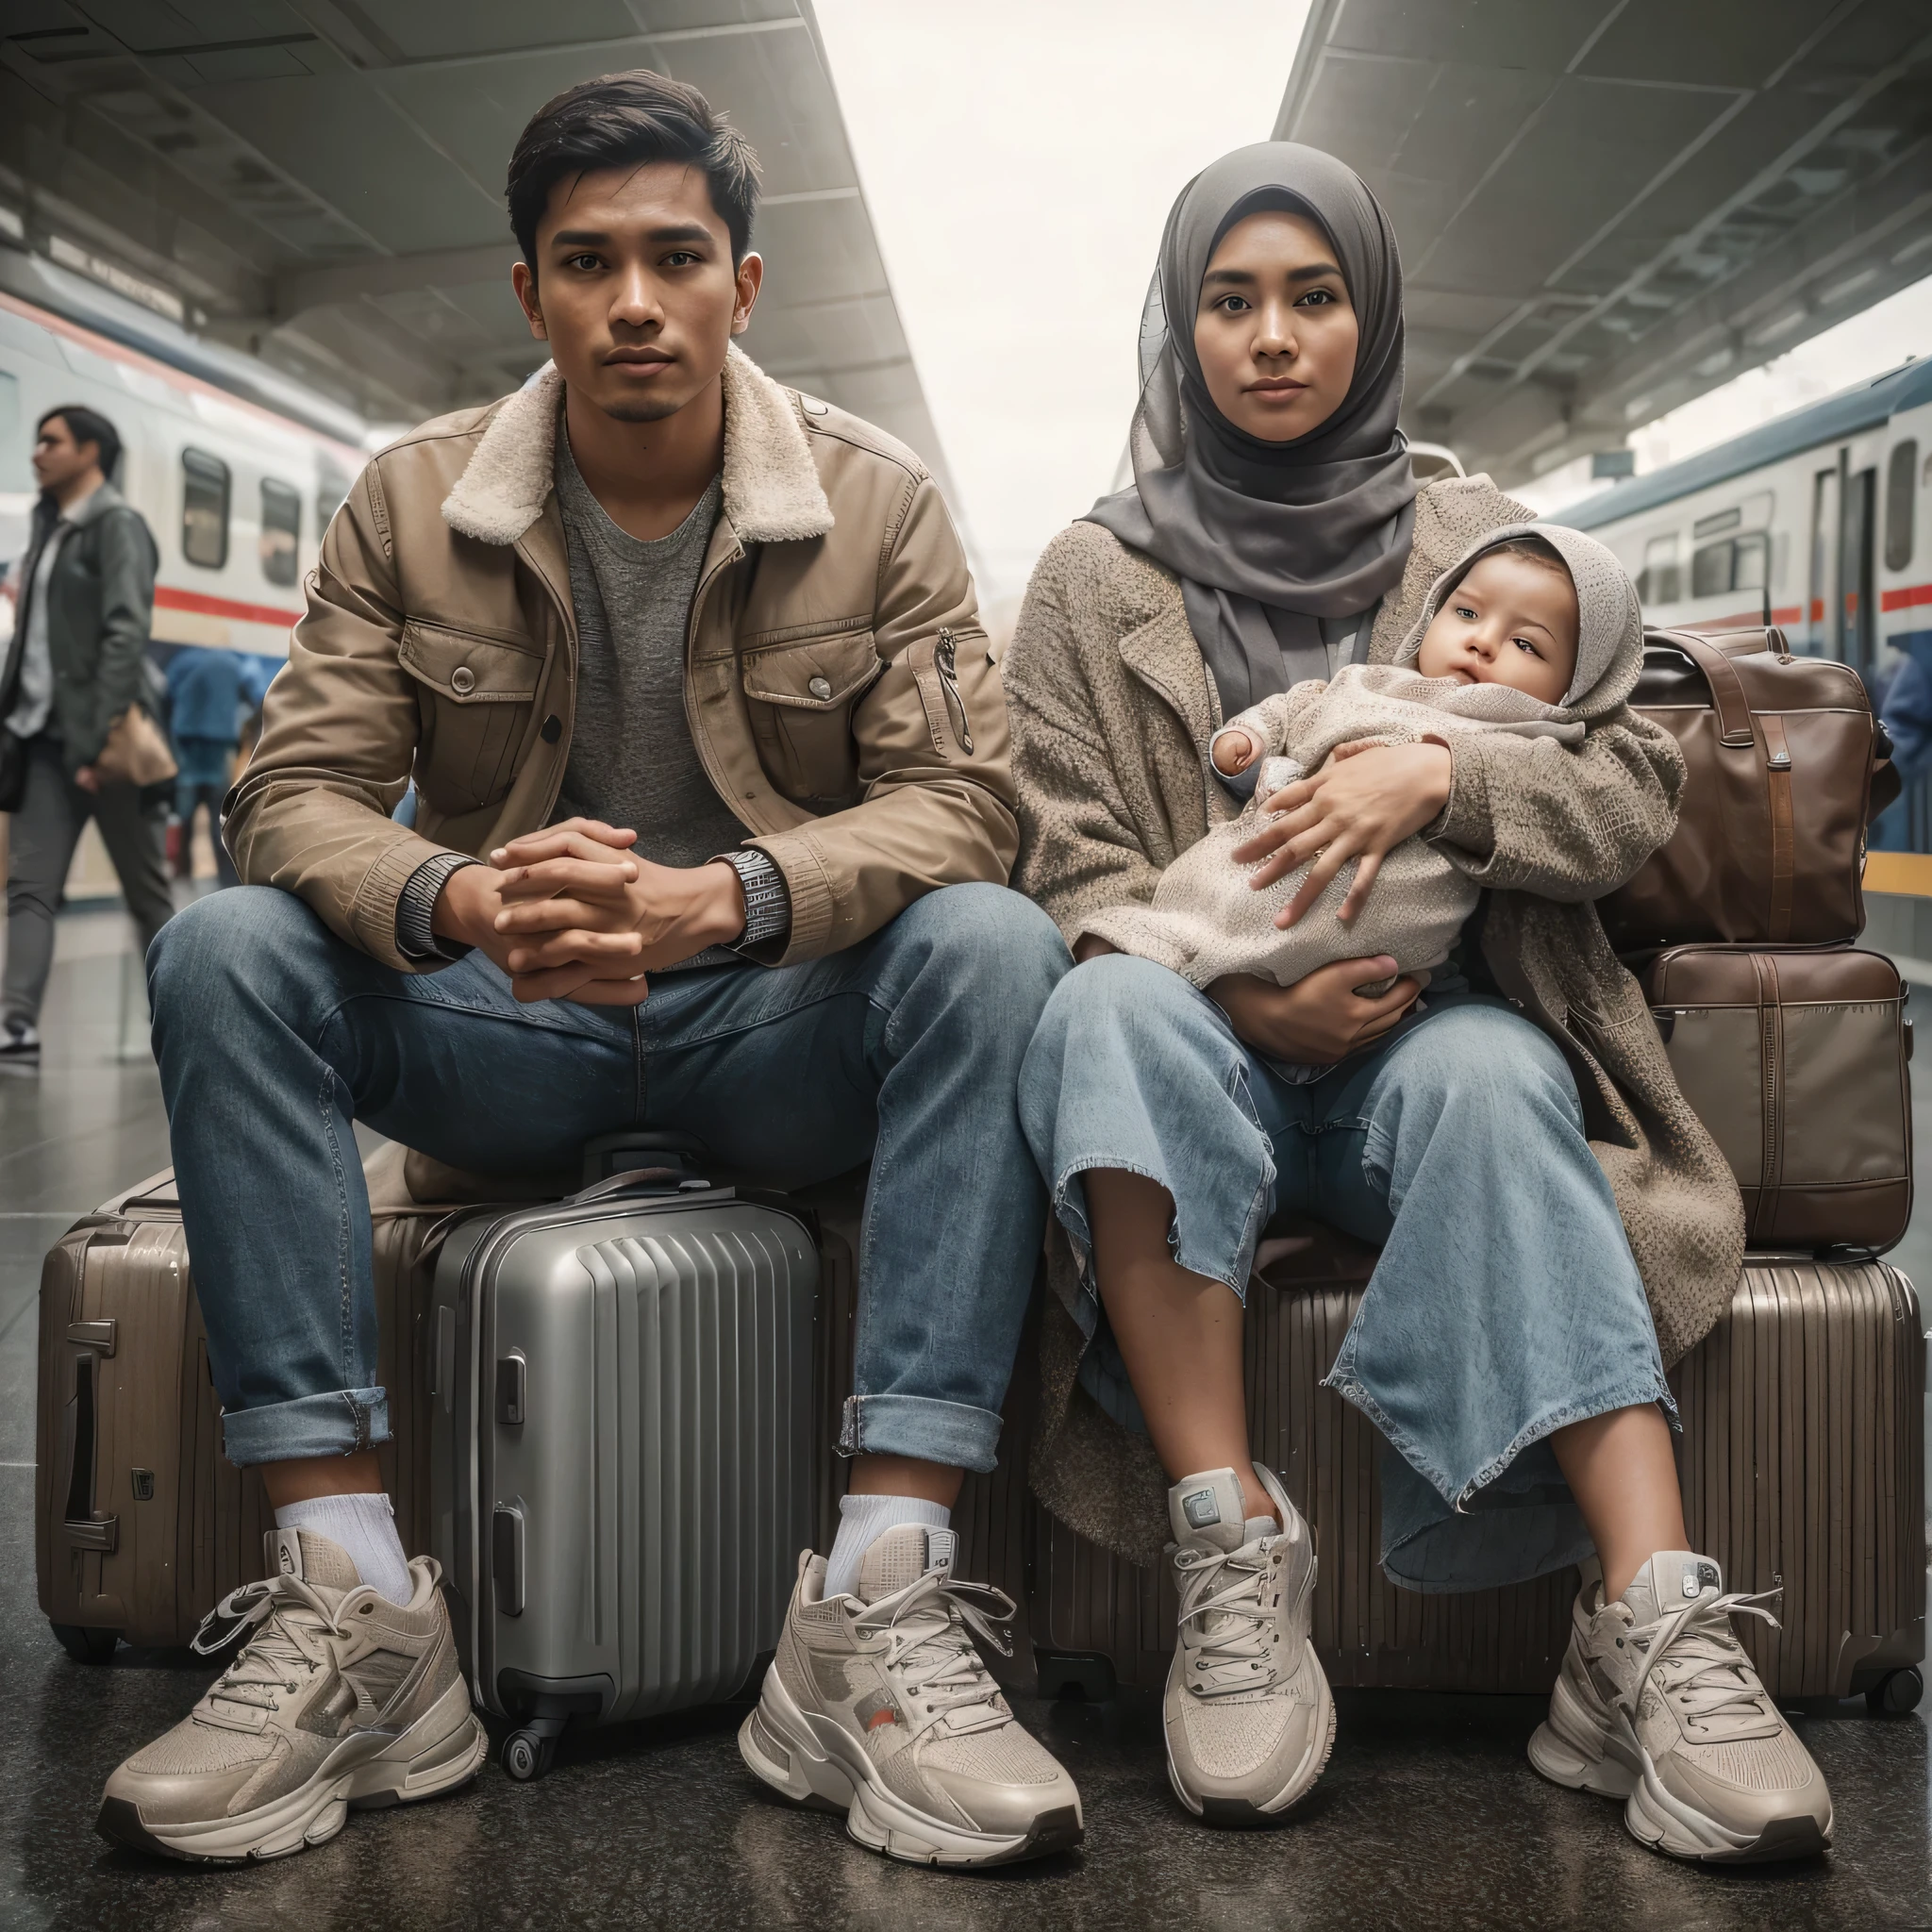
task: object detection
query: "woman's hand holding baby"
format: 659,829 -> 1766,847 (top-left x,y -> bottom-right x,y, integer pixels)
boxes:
1208,958 -> 1422,1063
1233,740 -> 1453,927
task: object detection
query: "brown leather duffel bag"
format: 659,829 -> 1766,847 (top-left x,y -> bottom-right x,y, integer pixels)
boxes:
1600,628 -> 1879,952
1643,945 -> 1912,1251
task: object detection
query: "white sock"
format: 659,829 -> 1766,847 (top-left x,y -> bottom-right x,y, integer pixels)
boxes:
273,1492 -> 413,1606
824,1492 -> 951,1600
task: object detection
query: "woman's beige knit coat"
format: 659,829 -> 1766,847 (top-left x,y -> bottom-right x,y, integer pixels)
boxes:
1003,475 -> 1745,1565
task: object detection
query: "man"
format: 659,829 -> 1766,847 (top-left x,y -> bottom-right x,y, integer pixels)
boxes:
0,406 -> 174,1071
103,71 -> 1078,1869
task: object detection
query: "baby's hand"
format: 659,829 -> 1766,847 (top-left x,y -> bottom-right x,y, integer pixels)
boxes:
1211,724 -> 1262,775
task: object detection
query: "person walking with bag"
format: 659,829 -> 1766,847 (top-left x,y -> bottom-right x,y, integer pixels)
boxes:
0,406 -> 175,1073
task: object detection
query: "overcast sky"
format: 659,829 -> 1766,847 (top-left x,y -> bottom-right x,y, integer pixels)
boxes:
815,2 -> 1932,598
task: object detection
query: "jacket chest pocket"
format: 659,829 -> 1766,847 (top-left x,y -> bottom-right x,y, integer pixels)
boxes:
398,622 -> 543,812
741,627 -> 883,805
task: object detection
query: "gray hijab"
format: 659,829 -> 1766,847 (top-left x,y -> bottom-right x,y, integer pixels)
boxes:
1085,143 -> 1417,717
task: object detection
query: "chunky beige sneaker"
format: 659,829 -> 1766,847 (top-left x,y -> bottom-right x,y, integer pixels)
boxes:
1163,1465 -> 1334,1824
97,1529 -> 486,1863
739,1524 -> 1083,1867
1528,1550 -> 1833,1862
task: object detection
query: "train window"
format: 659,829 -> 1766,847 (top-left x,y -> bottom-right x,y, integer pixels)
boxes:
1693,506 -> 1740,540
1886,441 -> 1916,573
1735,532 -> 1770,592
1691,541 -> 1731,598
259,479 -> 301,587
1637,533 -> 1680,605
181,449 -> 229,570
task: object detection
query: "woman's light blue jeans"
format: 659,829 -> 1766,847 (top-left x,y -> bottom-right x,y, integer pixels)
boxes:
1018,954 -> 1674,1591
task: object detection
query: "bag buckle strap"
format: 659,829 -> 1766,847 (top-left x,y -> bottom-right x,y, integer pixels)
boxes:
1761,715 -> 1794,943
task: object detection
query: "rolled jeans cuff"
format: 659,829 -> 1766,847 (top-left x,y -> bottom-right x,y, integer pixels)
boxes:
220,1387 -> 391,1467
839,1392 -> 1003,1475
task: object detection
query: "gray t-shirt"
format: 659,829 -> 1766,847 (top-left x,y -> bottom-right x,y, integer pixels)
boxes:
551,430 -> 746,872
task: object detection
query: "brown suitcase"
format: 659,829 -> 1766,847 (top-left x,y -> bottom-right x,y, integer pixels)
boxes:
1644,945 -> 1912,1251
1600,627 -> 1880,952
1029,1230 -> 1926,1710
34,1158 -> 454,1660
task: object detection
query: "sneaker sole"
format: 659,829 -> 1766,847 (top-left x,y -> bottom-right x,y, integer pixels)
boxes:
97,1676 -> 487,1865
1624,1772 -> 1833,1864
1529,1700 -> 1832,1865
1526,1720 -> 1637,1799
738,1667 -> 1083,1869
1166,1642 -> 1337,1825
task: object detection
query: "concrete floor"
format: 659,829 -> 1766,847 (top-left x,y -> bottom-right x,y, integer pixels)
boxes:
3,911 -> 1929,1930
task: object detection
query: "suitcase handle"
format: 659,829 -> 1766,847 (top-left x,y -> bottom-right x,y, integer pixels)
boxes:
58,1350 -> 120,1553
569,1166 -> 708,1206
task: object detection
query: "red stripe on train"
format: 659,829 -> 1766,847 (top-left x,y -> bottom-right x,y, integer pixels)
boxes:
154,585 -> 301,629
1684,606 -> 1805,630
1881,583 -> 1932,612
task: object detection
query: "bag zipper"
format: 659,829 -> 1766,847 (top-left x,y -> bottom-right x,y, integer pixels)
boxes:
935,628 -> 974,755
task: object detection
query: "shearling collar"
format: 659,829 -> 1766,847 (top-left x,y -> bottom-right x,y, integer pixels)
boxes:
441,342 -> 834,547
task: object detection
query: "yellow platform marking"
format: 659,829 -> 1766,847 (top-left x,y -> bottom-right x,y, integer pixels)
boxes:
1865,852 -> 1932,897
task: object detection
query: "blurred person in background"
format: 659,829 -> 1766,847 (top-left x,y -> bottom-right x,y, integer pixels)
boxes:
165,644 -> 246,888
0,406 -> 174,1074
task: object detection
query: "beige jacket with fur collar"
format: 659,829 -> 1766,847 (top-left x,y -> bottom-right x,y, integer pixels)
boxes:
227,346 -> 1014,969
1005,476 -> 1746,1565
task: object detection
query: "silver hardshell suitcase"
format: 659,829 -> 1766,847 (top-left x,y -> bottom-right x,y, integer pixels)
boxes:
426,1168 -> 821,1780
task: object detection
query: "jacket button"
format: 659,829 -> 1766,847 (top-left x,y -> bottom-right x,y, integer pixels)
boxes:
541,714 -> 562,743
450,665 -> 475,695
808,675 -> 832,700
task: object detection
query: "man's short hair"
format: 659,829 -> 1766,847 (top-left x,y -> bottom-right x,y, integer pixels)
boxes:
39,403 -> 122,482
507,70 -> 761,269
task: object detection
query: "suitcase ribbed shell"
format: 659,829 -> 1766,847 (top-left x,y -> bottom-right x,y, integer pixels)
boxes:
434,1192 -> 820,1726
1027,1234 -> 1925,1701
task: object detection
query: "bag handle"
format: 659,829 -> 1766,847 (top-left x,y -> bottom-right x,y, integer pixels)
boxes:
1657,629 -> 1756,747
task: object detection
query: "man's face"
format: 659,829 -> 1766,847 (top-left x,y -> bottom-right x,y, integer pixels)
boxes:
32,417 -> 100,494
512,160 -> 760,423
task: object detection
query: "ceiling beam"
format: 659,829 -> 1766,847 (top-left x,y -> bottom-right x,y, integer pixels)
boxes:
1451,151 -> 1932,481
274,242 -> 519,318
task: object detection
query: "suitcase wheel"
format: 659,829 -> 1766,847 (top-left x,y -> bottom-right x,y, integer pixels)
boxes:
502,1725 -> 560,1782
1866,1666 -> 1924,1717
50,1624 -> 120,1665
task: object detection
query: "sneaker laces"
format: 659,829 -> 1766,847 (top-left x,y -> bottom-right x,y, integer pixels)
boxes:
855,1570 -> 1016,1729
1174,1539 -> 1279,1690
189,1572 -> 379,1711
1627,1584 -> 1784,1740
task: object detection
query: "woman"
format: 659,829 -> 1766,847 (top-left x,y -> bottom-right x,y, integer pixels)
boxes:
1004,144 -> 1830,1864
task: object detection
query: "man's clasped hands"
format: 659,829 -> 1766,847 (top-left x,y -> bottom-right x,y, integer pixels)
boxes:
430,817 -> 750,1006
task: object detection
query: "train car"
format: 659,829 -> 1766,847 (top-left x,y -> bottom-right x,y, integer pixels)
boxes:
0,249 -> 370,667
1557,358 -> 1932,685
1556,358 -> 1932,848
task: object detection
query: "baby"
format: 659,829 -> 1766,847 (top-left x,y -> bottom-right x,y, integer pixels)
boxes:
1079,522 -> 1642,990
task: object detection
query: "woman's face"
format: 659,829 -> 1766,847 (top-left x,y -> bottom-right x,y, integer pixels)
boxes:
1192,209 -> 1359,442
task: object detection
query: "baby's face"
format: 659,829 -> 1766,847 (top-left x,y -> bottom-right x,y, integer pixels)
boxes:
1413,552 -> 1579,705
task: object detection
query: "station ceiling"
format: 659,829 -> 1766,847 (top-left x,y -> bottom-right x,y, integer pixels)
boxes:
0,1 -> 953,491
1278,0 -> 1932,486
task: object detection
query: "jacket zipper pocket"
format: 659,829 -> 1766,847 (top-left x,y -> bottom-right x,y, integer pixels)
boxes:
934,628 -> 974,755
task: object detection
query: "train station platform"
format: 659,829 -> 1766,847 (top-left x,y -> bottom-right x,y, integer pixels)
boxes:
1,906 -> 1927,1928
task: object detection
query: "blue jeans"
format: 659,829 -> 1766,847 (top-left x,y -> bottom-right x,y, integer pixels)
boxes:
1018,955 -> 1674,1591
147,882 -> 1069,1475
